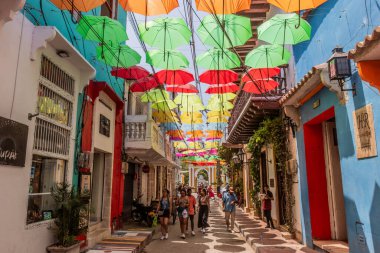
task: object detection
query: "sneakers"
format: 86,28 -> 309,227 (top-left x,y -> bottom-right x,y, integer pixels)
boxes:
165,233 -> 169,239
201,228 -> 206,234
181,233 -> 186,239
231,230 -> 236,233
191,231 -> 196,236
185,231 -> 189,235
160,235 -> 165,240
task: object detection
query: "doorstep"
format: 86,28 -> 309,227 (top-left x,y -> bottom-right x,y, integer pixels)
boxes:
233,208 -> 318,253
313,240 -> 349,253
87,228 -> 154,253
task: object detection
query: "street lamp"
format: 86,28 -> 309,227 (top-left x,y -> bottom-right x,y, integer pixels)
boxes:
232,153 -> 240,165
327,47 -> 355,94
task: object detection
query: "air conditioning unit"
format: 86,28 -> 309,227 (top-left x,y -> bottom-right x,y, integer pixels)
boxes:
286,159 -> 298,175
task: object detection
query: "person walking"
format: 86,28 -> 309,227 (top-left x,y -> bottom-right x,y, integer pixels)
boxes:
222,186 -> 238,232
176,189 -> 189,239
262,184 -> 275,229
186,188 -> 196,236
208,185 -> 215,201
157,189 -> 171,240
197,188 -> 210,234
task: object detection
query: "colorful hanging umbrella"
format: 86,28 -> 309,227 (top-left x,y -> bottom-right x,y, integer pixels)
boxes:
130,76 -> 160,92
77,15 -> 127,45
245,45 -> 291,68
258,13 -> 311,45
180,103 -> 206,112
146,50 -> 189,70
205,83 -> 239,94
198,14 -> 252,48
96,45 -> 141,68
141,89 -> 169,102
118,0 -> 179,16
243,79 -> 280,94
139,17 -> 191,50
166,84 -> 198,93
181,117 -> 203,124
197,48 -> 240,70
207,116 -> 229,123
267,0 -> 327,13
242,67 -> 281,82
207,101 -> 234,111
181,112 -> 203,119
50,0 -> 106,12
204,141 -> 220,149
174,94 -> 202,105
154,70 -> 194,85
195,0 -> 251,14
111,66 -> 150,80
153,110 -> 178,119
152,100 -> 177,110
207,111 -> 231,117
200,70 -> 238,84
210,93 -> 237,101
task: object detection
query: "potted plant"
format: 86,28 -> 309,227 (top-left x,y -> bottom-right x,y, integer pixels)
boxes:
47,182 -> 89,253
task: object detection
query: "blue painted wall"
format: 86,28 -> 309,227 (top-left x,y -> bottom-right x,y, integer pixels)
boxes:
293,0 -> 380,252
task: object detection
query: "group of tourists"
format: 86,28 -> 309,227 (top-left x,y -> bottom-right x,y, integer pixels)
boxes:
155,183 -> 275,240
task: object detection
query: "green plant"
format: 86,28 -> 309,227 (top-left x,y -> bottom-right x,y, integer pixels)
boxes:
51,182 -> 89,247
247,117 -> 294,231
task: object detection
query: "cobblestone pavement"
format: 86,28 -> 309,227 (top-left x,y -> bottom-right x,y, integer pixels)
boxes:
143,200 -> 255,253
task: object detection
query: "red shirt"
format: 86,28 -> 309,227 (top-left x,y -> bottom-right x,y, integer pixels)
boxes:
188,195 -> 196,215
262,190 -> 273,211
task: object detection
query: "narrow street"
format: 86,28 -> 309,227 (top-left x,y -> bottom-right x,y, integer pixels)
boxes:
144,201 -> 255,253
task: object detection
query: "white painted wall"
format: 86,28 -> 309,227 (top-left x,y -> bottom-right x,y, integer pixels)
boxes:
0,13 -> 92,253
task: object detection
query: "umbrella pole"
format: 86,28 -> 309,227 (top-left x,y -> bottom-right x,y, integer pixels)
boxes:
145,1 -> 148,30
282,20 -> 287,59
164,22 -> 167,62
296,0 -> 301,29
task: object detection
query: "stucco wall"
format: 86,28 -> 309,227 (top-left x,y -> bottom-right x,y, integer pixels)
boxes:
0,14 -> 87,253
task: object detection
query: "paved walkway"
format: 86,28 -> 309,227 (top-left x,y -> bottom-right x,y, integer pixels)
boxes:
143,200 -> 255,253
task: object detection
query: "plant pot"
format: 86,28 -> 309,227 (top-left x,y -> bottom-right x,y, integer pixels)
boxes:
47,242 -> 80,253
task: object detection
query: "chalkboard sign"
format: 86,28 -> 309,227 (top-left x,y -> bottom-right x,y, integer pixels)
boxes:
0,116 -> 28,167
99,114 -> 110,137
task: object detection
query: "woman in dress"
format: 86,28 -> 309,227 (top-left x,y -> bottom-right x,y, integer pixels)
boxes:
157,189 -> 171,240
176,189 -> 189,239
197,188 -> 210,234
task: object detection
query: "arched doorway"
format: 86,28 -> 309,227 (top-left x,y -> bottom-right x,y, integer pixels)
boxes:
194,168 -> 209,191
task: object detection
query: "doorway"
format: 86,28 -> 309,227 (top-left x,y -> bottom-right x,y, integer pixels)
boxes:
123,162 -> 135,222
303,108 -> 348,242
90,152 -> 105,224
260,152 -> 268,187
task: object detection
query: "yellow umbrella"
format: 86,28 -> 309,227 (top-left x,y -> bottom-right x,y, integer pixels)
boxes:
181,117 -> 203,124
141,89 -> 169,103
205,141 -> 220,149
180,103 -> 205,112
207,116 -> 228,123
210,93 -> 237,101
152,100 -> 177,110
207,101 -> 234,111
207,110 -> 231,117
181,112 -> 203,118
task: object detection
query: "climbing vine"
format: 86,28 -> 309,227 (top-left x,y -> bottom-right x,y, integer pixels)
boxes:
247,117 -> 295,232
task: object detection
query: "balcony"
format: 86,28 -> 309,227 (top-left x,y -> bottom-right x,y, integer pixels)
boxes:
124,115 -> 166,162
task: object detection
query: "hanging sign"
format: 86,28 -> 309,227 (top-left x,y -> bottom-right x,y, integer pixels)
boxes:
0,116 -> 28,167
353,104 -> 377,159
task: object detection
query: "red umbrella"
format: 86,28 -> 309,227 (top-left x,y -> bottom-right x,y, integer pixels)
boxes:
166,83 -> 199,93
130,76 -> 160,92
200,70 -> 238,84
154,70 -> 194,85
205,83 -> 239,94
243,79 -> 279,94
242,68 -> 280,82
111,66 -> 150,80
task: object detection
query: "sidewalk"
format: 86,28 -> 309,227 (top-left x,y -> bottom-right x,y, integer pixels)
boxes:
232,207 -> 318,253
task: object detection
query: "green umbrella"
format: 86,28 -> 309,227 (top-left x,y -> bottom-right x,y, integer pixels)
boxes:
152,100 -> 177,110
96,45 -> 141,68
138,17 -> 191,50
141,89 -> 169,103
146,49 -> 189,70
258,13 -> 311,45
245,45 -> 290,68
196,48 -> 240,70
77,15 -> 128,45
197,14 -> 252,48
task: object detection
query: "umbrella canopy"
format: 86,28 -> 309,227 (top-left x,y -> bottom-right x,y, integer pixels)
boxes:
205,83 -> 239,94
200,70 -> 238,84
204,141 -> 220,149
180,103 -> 206,112
154,70 -> 194,85
181,112 -> 203,119
96,45 -> 141,68
181,118 -> 203,124
111,66 -> 150,80
243,79 -> 280,94
197,48 -> 240,70
207,116 -> 229,123
207,111 -> 231,118
245,45 -> 291,68
174,94 -> 202,105
207,101 -> 234,111
167,130 -> 184,137
118,0 -> 179,15
153,110 -> 178,119
242,67 -> 281,82
198,14 -> 252,48
210,93 -> 237,101
146,49 -> 189,70
166,84 -> 198,93
152,100 -> 177,110
141,89 -> 169,102
267,0 -> 327,13
258,13 -> 311,45
50,0 -> 105,12
77,15 -> 127,45
139,17 -> 191,50
195,0 -> 251,14
130,76 -> 160,92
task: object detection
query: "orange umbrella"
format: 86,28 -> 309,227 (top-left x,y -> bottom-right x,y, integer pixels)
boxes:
195,0 -> 250,14
267,0 -> 327,13
118,0 -> 179,16
206,130 -> 223,136
50,0 -> 106,12
186,130 -> 203,136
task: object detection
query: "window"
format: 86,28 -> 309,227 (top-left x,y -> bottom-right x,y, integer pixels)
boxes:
101,0 -> 117,19
27,156 -> 66,224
